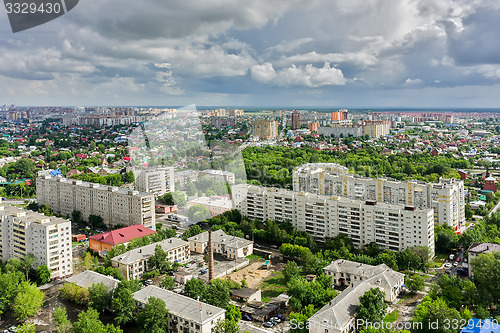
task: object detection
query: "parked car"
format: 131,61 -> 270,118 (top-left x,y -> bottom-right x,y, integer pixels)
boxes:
276,315 -> 286,321
172,225 -> 179,230
449,254 -> 454,260
270,316 -> 281,323
457,257 -> 461,262
8,327 -> 16,333
453,262 -> 459,267
263,321 -> 275,328
242,314 -> 252,321
200,269 -> 207,275
444,263 -> 451,268
143,279 -> 153,286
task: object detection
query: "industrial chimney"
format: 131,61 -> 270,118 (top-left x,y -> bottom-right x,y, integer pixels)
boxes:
208,229 -> 214,281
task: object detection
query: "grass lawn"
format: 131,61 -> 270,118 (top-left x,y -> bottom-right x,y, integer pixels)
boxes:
397,293 -> 413,304
246,254 -> 265,263
384,310 -> 399,323
260,271 -> 287,303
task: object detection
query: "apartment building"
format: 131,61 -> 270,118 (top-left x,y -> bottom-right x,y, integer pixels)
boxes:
135,166 -> 175,196
199,169 -> 235,185
0,205 -> 72,279
111,238 -> 190,280
233,184 -> 435,256
362,120 -> 391,138
293,163 -> 465,229
323,259 -> 405,302
251,120 -> 278,140
188,229 -> 253,259
36,176 -> 155,230
133,285 -> 225,333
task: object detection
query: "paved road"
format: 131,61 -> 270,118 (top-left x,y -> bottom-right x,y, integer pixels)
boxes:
489,199 -> 500,216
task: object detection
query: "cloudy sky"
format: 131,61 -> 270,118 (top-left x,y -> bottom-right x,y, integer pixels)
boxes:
2,0 -> 500,108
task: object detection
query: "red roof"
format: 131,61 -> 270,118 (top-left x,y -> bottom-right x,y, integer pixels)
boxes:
89,225 -> 156,246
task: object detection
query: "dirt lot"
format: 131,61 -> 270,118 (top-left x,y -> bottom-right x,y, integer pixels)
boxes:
224,260 -> 282,289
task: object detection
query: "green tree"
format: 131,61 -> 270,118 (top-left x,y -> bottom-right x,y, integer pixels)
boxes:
13,281 -> 45,320
72,210 -> 82,223
88,282 -> 112,312
53,306 -> 72,333
212,319 -> 240,333
0,270 -> 24,315
412,297 -> 464,333
72,308 -> 123,333
21,253 -> 36,280
36,264 -> 51,286
283,260 -> 301,283
148,245 -> 171,274
188,205 -> 211,222
160,276 -> 176,290
112,287 -> 136,325
185,278 -> 207,300
406,273 -> 425,294
15,323 -> 36,333
172,191 -> 187,208
137,296 -> 169,333
89,214 -> 105,228
225,304 -> 241,323
158,193 -> 174,205
357,288 -> 387,324
205,279 -> 231,309
470,252 -> 500,306
182,225 -> 203,240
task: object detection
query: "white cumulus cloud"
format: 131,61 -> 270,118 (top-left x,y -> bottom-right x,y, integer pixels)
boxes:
251,62 -> 346,87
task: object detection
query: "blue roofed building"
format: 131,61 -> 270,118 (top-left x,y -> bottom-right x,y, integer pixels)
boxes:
460,318 -> 500,333
49,169 -> 63,177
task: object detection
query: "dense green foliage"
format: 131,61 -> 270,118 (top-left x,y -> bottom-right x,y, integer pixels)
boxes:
137,296 -> 169,333
242,146 -> 469,187
357,288 -> 387,324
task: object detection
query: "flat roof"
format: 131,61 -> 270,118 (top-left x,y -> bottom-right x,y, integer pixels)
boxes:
38,176 -> 153,198
133,285 -> 225,324
0,205 -> 70,227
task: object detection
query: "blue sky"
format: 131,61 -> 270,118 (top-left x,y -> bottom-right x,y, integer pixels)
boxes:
1,0 -> 500,108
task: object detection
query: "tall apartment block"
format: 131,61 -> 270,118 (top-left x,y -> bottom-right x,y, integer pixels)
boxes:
37,176 -> 155,230
233,184 -> 435,256
293,163 -> 465,229
0,205 -> 73,279
135,166 -> 175,196
251,120 -> 278,140
292,110 -> 301,130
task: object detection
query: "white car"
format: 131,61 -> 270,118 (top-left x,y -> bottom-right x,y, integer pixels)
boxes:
453,262 -> 459,267
444,263 -> 451,268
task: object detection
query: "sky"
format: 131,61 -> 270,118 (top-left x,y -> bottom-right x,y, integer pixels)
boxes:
2,0 -> 500,108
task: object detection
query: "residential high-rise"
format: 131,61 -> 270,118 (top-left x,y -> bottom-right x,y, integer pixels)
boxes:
0,205 -> 73,279
233,184 -> 435,256
292,110 -> 301,130
251,120 -> 278,140
37,176 -> 155,230
135,166 -> 175,196
293,163 -> 465,229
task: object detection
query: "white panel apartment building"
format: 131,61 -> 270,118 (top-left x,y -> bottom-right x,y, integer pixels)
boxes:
0,205 -> 73,279
233,184 -> 435,256
37,176 -> 155,230
293,163 -> 465,229
135,166 -> 175,196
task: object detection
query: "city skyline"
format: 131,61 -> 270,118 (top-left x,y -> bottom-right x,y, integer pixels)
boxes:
1,1 -> 500,107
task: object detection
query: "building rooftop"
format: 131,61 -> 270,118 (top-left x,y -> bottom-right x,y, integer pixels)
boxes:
38,176 -> 153,198
308,281 -> 377,330
65,270 -> 120,292
467,242 -> 500,254
188,230 -> 253,249
111,238 -> 188,265
230,287 -> 260,299
324,259 -> 405,290
0,205 -> 69,227
133,285 -> 225,325
89,225 -> 156,246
